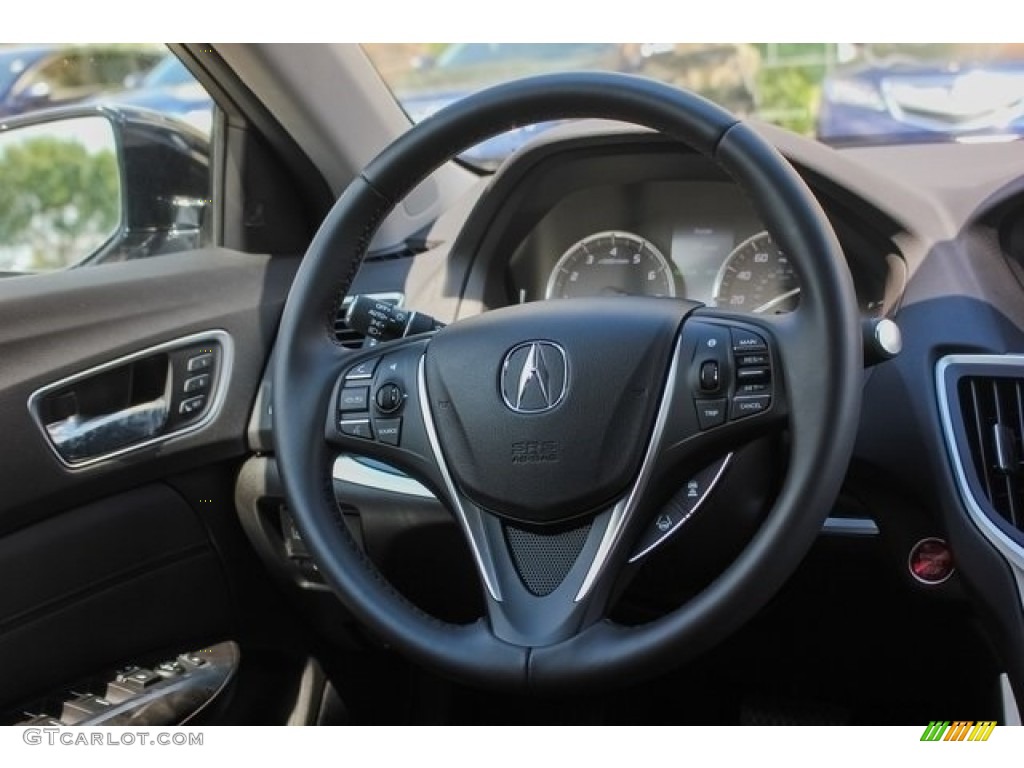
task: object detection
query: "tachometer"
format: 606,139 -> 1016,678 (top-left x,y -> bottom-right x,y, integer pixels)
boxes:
545,231 -> 676,299
713,231 -> 800,314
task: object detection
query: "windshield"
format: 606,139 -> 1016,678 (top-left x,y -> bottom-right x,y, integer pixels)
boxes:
142,56 -> 195,88
364,43 -> 1024,168
0,47 -> 48,96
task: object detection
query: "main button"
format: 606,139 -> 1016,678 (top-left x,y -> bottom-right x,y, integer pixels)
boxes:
730,328 -> 767,353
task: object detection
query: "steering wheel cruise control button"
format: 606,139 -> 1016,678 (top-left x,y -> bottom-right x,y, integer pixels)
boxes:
736,367 -> 770,383
730,328 -> 767,352
339,387 -> 369,412
730,395 -> 771,419
736,353 -> 769,367
696,399 -> 727,430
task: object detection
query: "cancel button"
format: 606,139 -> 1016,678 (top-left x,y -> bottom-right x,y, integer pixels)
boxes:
729,395 -> 771,420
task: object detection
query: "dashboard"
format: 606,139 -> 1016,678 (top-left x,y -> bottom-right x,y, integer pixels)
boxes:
512,182 -> 798,312
452,138 -> 900,319
239,117 -> 1024,718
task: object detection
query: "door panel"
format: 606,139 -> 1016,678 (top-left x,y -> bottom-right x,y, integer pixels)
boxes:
0,483 -> 229,709
0,247 -> 301,717
0,248 -> 298,530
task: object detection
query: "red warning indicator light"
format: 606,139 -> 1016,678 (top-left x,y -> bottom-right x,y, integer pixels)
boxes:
909,538 -> 954,585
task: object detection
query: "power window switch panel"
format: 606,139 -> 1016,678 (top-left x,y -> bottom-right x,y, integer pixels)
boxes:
61,694 -> 115,724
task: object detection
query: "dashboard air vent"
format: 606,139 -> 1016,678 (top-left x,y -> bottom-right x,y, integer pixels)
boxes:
958,376 -> 1024,530
333,292 -> 403,349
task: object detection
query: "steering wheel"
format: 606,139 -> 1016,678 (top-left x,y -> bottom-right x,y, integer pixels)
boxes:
272,72 -> 862,693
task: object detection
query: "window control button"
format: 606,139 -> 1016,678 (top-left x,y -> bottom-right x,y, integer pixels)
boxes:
183,373 -> 210,393
155,660 -> 186,677
115,667 -> 162,691
179,395 -> 206,416
61,695 -> 115,724
179,652 -> 209,668
186,353 -> 214,372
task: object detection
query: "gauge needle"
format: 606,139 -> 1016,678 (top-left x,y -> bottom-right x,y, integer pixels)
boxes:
752,288 -> 801,314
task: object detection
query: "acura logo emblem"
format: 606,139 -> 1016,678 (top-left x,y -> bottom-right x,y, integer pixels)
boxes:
500,341 -> 568,414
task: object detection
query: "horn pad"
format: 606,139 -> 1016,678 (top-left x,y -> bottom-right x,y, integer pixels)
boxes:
422,298 -> 693,525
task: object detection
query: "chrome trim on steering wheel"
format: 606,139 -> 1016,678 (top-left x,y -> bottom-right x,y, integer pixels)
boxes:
575,331 -> 684,601
417,355 -> 503,601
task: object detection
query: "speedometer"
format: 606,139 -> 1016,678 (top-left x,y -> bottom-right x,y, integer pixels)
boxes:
713,231 -> 800,314
545,231 -> 676,300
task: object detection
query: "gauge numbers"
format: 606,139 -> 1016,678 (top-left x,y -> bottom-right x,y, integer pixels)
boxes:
713,231 -> 800,314
546,231 -> 676,300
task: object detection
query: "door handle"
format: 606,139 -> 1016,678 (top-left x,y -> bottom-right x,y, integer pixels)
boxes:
44,397 -> 170,463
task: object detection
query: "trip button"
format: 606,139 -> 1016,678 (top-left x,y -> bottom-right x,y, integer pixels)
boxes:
695,399 -> 727,430
730,395 -> 771,420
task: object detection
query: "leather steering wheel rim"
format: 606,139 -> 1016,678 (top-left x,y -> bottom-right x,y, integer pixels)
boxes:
272,72 -> 862,693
